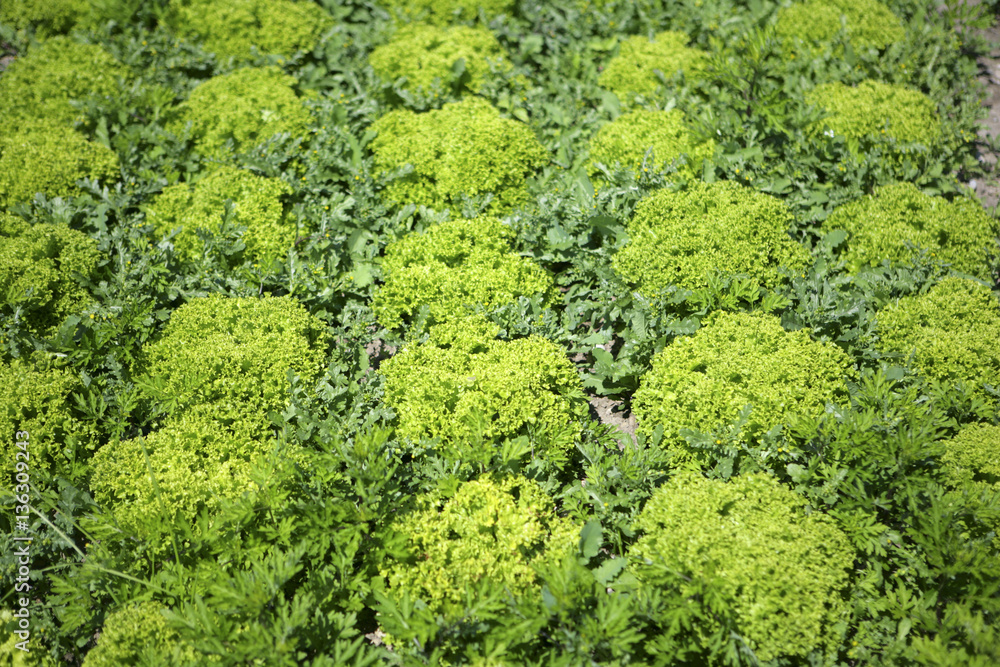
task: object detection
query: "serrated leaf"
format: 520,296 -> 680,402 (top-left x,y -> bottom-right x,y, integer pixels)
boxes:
786,463 -> 807,482
593,557 -> 627,585
601,90 -> 620,118
541,586 -> 557,611
897,617 -> 911,640
592,346 -> 613,366
350,263 -> 373,287
347,229 -> 370,254
576,168 -> 595,199
580,520 -> 603,559
821,229 -> 848,250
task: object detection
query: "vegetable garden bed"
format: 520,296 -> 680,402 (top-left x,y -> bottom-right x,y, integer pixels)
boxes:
1,0 -> 999,664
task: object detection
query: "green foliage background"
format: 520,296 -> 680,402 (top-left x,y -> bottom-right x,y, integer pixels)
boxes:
0,0 -> 998,664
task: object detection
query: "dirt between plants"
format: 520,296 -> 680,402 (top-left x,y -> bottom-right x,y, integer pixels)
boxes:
364,336 -> 396,372
589,395 -> 638,446
971,22 -> 1000,210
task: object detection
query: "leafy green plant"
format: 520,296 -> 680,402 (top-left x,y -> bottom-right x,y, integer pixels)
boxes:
632,310 -> 855,465
89,413 -> 299,543
144,164 -> 297,264
372,215 -> 553,330
0,121 -> 120,208
774,0 -> 905,53
82,601 -> 204,665
586,108 -> 714,184
0,358 -> 98,490
806,80 -> 942,154
369,96 -> 548,212
612,180 -> 810,294
0,36 -> 129,126
165,0 -> 334,63
135,293 -> 328,434
377,474 -> 579,655
631,471 -> 855,664
172,65 -> 314,160
0,212 -> 101,336
940,423 -> 1000,495
822,182 -> 1000,279
597,31 -> 708,105
876,277 -> 1000,397
369,23 -> 508,100
0,0 -> 90,36
939,422 -> 1000,532
379,315 -> 588,465
381,475 -> 577,612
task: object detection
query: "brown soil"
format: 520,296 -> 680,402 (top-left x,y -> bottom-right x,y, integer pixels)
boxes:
588,396 -> 637,447
971,20 -> 1000,210
364,336 -> 396,371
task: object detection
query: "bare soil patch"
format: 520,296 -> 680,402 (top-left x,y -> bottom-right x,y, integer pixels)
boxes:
972,22 -> 1000,210
588,396 -> 637,447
